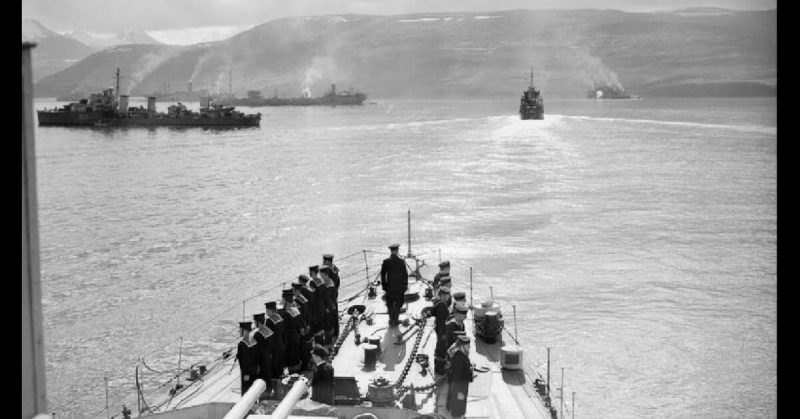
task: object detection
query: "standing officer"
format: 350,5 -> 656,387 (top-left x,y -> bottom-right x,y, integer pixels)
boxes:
446,335 -> 474,417
236,321 -> 259,394
309,344 -> 335,405
252,313 -> 275,394
265,301 -> 286,382
380,243 -> 408,327
432,285 -> 453,374
433,260 -> 450,289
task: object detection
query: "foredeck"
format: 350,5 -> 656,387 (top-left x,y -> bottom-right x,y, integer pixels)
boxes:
163,277 -> 553,418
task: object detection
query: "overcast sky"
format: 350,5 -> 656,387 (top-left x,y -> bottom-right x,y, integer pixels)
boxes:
22,0 -> 777,44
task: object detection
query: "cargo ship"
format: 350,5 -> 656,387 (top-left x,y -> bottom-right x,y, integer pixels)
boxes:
228,84 -> 367,107
520,68 -> 544,120
37,68 -> 261,127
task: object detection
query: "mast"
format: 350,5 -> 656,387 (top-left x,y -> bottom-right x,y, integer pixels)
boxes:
229,70 -> 232,97
530,67 -> 534,88
115,67 -> 121,107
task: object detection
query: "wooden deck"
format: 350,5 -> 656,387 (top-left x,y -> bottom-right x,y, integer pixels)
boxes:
162,278 -> 553,418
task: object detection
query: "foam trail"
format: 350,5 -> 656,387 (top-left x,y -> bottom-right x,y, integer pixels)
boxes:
555,114 -> 776,135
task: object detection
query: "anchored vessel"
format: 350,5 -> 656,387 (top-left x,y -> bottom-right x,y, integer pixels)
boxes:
228,84 -> 367,107
37,68 -> 261,127
520,68 -> 544,120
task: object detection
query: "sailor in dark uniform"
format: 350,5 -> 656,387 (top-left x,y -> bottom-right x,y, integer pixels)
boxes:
319,265 -> 339,342
451,292 -> 467,316
446,335 -> 474,418
322,254 -> 340,289
293,281 -> 313,371
445,303 -> 468,354
280,288 -> 303,373
438,276 -> 452,295
432,285 -> 453,374
265,301 -> 286,382
309,344 -> 335,405
433,260 -> 450,289
379,243 -> 409,327
322,254 -> 340,336
296,276 -> 314,332
236,321 -> 259,394
252,313 -> 275,394
309,265 -> 328,340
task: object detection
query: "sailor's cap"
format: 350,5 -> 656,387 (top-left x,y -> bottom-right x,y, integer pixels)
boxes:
322,254 -> 334,260
309,265 -> 319,273
452,291 -> 466,300
239,321 -> 253,331
438,260 -> 450,269
291,282 -> 303,290
265,301 -> 277,310
438,285 -> 451,293
281,289 -> 294,298
298,274 -> 311,283
388,243 -> 400,249
253,313 -> 266,322
312,344 -> 330,358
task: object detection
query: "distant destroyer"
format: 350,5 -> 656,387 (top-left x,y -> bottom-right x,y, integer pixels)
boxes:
519,68 -> 544,120
38,68 -> 261,127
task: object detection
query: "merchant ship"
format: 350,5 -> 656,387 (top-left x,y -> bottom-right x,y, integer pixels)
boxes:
37,68 -> 261,127
228,84 -> 367,107
519,68 -> 544,120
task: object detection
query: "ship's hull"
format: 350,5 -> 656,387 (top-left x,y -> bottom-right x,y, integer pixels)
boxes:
228,94 -> 367,107
37,111 -> 260,127
519,103 -> 544,120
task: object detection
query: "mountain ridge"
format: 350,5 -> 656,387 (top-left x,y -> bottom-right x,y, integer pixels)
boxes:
33,9 -> 777,99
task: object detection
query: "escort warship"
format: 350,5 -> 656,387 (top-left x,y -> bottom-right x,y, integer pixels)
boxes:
24,45 -> 577,419
228,84 -> 367,107
37,68 -> 261,127
519,68 -> 544,120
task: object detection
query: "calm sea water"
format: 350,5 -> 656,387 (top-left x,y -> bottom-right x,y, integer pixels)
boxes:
33,97 -> 776,418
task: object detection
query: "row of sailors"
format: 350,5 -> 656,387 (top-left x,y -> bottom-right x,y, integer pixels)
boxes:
429,259 -> 474,417
235,254 -> 342,396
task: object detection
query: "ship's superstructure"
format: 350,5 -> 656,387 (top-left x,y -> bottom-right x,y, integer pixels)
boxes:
520,68 -> 544,120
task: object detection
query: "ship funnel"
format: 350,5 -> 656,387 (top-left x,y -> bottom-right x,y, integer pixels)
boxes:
147,96 -> 157,113
119,95 -> 129,114
200,96 -> 210,108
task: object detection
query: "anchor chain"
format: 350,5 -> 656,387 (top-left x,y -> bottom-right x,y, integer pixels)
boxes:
393,316 -> 428,390
328,315 -> 359,361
